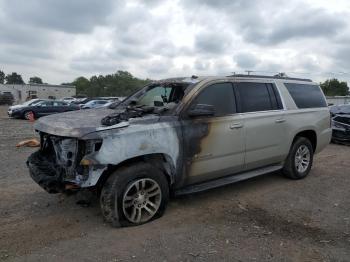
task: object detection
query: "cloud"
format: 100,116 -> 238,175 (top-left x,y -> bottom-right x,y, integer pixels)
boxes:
195,32 -> 232,54
244,8 -> 346,45
234,52 -> 260,69
183,0 -> 346,45
0,0 -> 349,84
2,0 -> 115,33
332,46 -> 350,70
194,59 -> 211,71
146,58 -> 174,75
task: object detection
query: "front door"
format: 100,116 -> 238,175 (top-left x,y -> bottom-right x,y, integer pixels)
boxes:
181,82 -> 245,185
36,101 -> 54,116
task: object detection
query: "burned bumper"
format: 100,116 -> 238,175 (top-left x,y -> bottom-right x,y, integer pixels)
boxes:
27,151 -> 64,193
27,133 -> 106,193
332,129 -> 350,143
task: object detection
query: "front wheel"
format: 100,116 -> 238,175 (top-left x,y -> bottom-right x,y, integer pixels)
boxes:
24,111 -> 35,120
282,137 -> 314,179
100,162 -> 169,227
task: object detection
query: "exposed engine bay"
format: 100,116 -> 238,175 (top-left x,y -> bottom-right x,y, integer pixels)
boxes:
26,79 -> 195,193
27,133 -> 103,193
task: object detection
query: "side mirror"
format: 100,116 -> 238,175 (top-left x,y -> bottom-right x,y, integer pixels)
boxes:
188,104 -> 215,117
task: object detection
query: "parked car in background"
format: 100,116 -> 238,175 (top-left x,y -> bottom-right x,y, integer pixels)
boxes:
81,100 -> 111,109
28,74 -> 331,227
331,115 -> 350,143
102,100 -> 118,108
71,97 -> 95,107
330,104 -> 350,116
330,104 -> 350,143
8,99 -> 45,116
61,97 -> 77,103
8,100 -> 80,119
0,92 -> 14,105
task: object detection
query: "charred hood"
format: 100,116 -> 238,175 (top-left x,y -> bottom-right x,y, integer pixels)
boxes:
34,108 -> 116,137
34,106 -> 163,138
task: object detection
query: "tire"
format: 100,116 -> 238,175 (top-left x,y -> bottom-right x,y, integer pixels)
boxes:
24,111 -> 35,120
100,162 -> 169,227
282,137 -> 314,179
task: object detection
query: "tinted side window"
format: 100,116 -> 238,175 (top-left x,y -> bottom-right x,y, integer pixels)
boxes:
53,101 -> 64,106
41,101 -> 53,107
235,82 -> 273,113
192,83 -> 236,116
284,83 -> 327,108
267,83 -> 283,110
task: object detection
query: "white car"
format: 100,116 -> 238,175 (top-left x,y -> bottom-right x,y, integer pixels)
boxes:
81,100 -> 111,109
61,97 -> 77,103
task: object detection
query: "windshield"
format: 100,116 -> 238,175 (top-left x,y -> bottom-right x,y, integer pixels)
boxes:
29,100 -> 43,106
21,99 -> 39,106
119,83 -> 189,109
35,101 -> 46,106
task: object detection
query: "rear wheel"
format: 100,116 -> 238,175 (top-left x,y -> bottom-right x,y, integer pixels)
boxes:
24,111 -> 35,120
100,162 -> 169,227
282,137 -> 314,179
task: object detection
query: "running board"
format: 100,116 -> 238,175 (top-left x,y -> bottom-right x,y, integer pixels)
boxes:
175,165 -> 283,196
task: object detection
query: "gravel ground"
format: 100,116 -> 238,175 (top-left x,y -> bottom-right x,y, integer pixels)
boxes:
0,106 -> 349,262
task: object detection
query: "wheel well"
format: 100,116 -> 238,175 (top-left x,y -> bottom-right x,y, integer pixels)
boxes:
95,154 -> 175,191
23,110 -> 34,117
294,130 -> 317,152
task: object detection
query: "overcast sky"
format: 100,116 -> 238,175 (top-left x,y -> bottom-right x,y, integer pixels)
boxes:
0,0 -> 349,84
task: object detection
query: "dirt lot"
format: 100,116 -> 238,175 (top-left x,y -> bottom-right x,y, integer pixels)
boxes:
0,106 -> 349,262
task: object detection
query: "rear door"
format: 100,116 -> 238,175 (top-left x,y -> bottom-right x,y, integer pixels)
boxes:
36,101 -> 54,116
234,81 -> 287,170
181,82 -> 245,184
53,101 -> 69,112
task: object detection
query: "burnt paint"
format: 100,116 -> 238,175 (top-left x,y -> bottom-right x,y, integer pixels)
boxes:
175,117 -> 211,188
31,79 -> 213,191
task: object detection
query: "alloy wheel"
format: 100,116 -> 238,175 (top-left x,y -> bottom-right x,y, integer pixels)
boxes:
122,178 -> 162,224
294,145 -> 310,173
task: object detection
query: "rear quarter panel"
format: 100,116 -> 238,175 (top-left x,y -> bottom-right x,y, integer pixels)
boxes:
275,80 -> 331,155
283,108 -> 331,154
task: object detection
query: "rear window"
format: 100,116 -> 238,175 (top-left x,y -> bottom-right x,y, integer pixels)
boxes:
284,83 -> 327,108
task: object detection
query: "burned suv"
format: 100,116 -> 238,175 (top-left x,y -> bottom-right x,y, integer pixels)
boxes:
27,75 -> 331,227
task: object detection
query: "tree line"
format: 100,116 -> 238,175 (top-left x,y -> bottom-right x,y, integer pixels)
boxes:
1,68 -> 349,97
0,70 -> 43,85
0,69 -> 150,97
64,71 -> 152,97
319,79 -> 349,96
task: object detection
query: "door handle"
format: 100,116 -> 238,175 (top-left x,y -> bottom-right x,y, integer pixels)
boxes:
230,123 -> 243,129
275,118 -> 286,123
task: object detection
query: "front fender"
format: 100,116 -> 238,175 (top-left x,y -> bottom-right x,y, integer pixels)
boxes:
82,122 -> 181,174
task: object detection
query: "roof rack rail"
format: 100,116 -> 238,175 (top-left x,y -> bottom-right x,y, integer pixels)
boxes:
226,74 -> 312,82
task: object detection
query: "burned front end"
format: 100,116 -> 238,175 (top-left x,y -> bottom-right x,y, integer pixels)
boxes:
331,115 -> 350,144
26,78 -> 194,194
27,132 -> 104,193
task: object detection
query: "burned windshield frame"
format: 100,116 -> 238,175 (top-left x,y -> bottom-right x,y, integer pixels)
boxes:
108,82 -> 191,109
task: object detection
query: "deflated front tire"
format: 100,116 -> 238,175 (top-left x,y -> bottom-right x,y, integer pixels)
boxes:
100,162 -> 169,227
